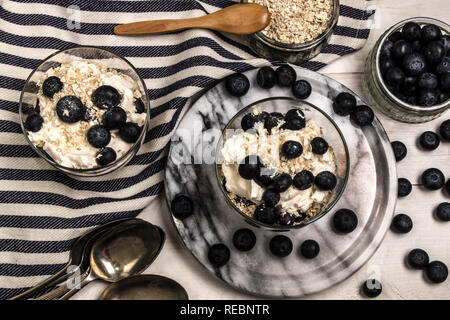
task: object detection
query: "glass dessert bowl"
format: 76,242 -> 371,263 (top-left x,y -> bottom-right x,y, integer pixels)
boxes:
19,46 -> 150,176
215,97 -> 349,230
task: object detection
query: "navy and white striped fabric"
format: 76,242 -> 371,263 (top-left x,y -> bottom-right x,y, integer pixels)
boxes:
0,0 -> 375,299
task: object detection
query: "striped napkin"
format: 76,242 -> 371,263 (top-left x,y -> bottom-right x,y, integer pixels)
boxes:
0,0 -> 375,299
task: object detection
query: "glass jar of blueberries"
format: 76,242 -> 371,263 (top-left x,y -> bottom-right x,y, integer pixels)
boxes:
364,17 -> 450,123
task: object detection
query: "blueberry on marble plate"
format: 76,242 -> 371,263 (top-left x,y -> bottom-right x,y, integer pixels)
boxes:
419,131 -> 440,150
292,80 -> 312,99
208,243 -> 230,267
256,66 -> 277,89
402,22 -> 422,42
315,171 -> 337,191
440,119 -> 450,141
134,97 -> 146,114
233,228 -> 256,252
271,173 -> 292,193
293,170 -> 314,190
92,85 -> 121,109
398,178 -> 412,197
42,76 -> 63,98
407,249 -> 430,269
421,168 -> 445,190
119,122 -> 141,143
238,155 -> 263,180
311,137 -> 329,155
333,209 -> 358,234
392,40 -> 412,61
402,53 -> 427,77
24,113 -> 44,132
262,189 -> 280,207
254,204 -> 279,225
171,194 -> 194,220
264,112 -> 284,132
426,261 -> 448,284
269,235 -> 293,258
391,141 -> 407,161
96,147 -> 117,166
276,65 -> 296,87
225,73 -> 250,97
392,213 -> 413,233
284,109 -> 305,130
56,95 -> 84,123
103,106 -> 127,130
87,124 -> 111,148
436,202 -> 450,222
300,239 -> 320,259
421,24 -> 442,43
279,212 -> 294,225
362,279 -> 382,298
333,92 -> 356,116
281,140 -> 303,159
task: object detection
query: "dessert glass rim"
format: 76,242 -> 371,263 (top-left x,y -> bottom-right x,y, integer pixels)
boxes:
242,0 -> 340,51
376,17 -> 450,113
18,45 -> 150,176
215,96 -> 350,230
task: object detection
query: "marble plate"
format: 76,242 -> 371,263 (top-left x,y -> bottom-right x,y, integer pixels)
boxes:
164,67 -> 397,298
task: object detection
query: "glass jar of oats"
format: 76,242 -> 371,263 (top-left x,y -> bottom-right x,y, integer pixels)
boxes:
243,0 -> 340,64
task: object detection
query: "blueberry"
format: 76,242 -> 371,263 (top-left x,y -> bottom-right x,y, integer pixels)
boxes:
440,73 -> 450,92
284,109 -> 305,130
87,125 -> 111,148
403,75 -> 417,89
333,208 -> 358,233
269,235 -> 293,258
233,228 -> 256,252
392,214 -> 413,233
350,105 -> 374,126
333,92 -> 356,116
315,171 -> 337,191
119,122 -> 141,143
439,91 -> 450,103
279,212 -> 294,225
238,155 -> 262,180
407,249 -> 430,269
134,98 -> 146,114
300,239 -> 320,259
276,65 -> 296,86
262,189 -> 280,207
24,113 -> 44,132
392,40 -> 412,60
96,147 -> 117,166
272,173 -> 293,192
419,131 -> 440,150
418,73 -> 438,89
256,66 -> 277,89
439,35 -> 450,53
82,108 -> 97,122
418,89 -> 439,106
171,194 -> 193,219
398,178 -> 412,197
311,137 -> 329,154
411,40 -> 422,52
208,243 -> 230,267
254,204 -> 279,225
92,85 -> 121,109
264,112 -> 284,132
294,212 -> 307,223
103,106 -> 127,130
292,80 -> 312,99
388,31 -> 402,43
426,261 -> 448,283
42,76 -> 63,98
391,141 -> 407,161
402,22 -> 422,42
436,202 -> 450,221
402,53 -> 427,76
225,73 -> 250,97
440,119 -> 450,141
380,40 -> 394,57
293,170 -> 314,190
56,95 -> 83,123
253,168 -> 274,187
282,140 -> 303,159
379,56 -> 395,75
421,24 -> 442,42
422,168 -> 445,190
446,179 -> 450,195
384,67 -> 405,86
362,279 -> 382,298
436,57 -> 450,75
424,41 -> 446,64
241,113 -> 259,131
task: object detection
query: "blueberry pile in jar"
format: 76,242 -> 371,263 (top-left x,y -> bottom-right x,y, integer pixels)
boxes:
379,22 -> 450,106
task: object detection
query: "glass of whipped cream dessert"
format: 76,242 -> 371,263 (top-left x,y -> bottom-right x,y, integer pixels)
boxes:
216,97 -> 349,230
19,46 -> 149,176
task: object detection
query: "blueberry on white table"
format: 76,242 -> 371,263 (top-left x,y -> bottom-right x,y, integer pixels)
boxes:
419,131 -> 440,150
119,122 -> 141,143
225,73 -> 250,97
281,140 -> 303,159
275,65 -> 296,87
407,249 -> 430,269
300,239 -> 320,259
440,119 -> 450,141
103,106 -> 127,130
391,141 -> 407,161
238,155 -> 263,180
333,92 -> 356,116
421,168 -> 445,190
262,189 -> 280,207
362,279 -> 382,298
398,178 -> 412,197
96,147 -> 117,166
314,171 -> 337,191
24,113 -> 44,132
254,204 -> 279,225
425,261 -> 448,284
42,76 -> 63,98
233,229 -> 256,252
284,109 -> 305,130
271,173 -> 292,193
293,170 -> 314,190
292,80 -> 312,99
350,105 -> 374,126
392,214 -> 413,233
333,209 -> 358,234
256,66 -> 277,89
311,137 -> 329,154
87,124 -> 111,148
208,244 -> 230,267
92,85 -> 121,109
56,95 -> 84,123
269,235 -> 292,258
436,202 -> 450,221
171,194 -> 194,220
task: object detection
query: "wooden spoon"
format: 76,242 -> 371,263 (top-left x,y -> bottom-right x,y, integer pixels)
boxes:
114,3 -> 270,35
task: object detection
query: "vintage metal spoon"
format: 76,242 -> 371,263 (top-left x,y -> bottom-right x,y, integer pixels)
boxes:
100,275 -> 188,300
114,3 -> 270,35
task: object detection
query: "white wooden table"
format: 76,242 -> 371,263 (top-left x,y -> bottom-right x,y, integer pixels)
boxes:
74,0 -> 450,300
